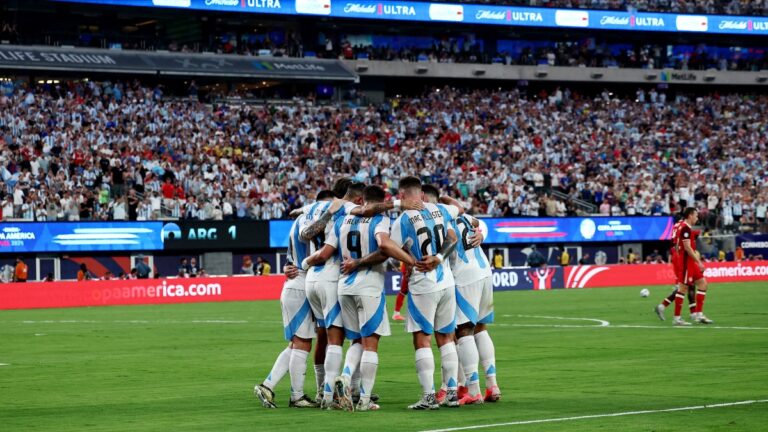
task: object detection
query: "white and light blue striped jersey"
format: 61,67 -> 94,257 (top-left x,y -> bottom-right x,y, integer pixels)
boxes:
325,214 -> 390,297
303,200 -> 332,256
390,203 -> 459,294
449,214 -> 492,286
287,213 -> 310,281
305,201 -> 359,283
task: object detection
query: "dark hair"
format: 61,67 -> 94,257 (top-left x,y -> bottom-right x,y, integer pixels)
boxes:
80,263 -> 87,271
682,207 -> 698,219
398,176 -> 422,192
422,184 -> 440,200
316,189 -> 335,201
363,185 -> 386,203
332,178 -> 353,198
345,182 -> 366,199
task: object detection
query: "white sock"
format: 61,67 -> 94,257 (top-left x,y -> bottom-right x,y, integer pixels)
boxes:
475,330 -> 497,388
314,364 -> 325,396
262,346 -> 291,390
323,344 -> 343,400
289,349 -> 309,401
457,360 -> 465,388
359,350 -> 379,402
415,347 -> 435,396
342,342 -> 363,378
457,336 -> 481,396
439,342 -> 459,391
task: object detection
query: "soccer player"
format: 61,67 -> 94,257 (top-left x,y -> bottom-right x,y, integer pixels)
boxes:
655,218 -> 697,321
423,185 -> 500,404
392,262 -> 409,321
253,211 -> 318,408
671,208 -> 714,325
389,176 -> 463,410
305,185 -> 418,411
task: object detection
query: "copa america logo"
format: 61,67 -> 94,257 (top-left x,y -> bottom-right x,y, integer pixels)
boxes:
580,219 -> 596,240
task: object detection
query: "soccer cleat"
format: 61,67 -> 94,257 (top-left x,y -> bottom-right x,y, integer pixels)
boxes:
289,394 -> 320,408
356,399 -> 380,411
673,317 -> 692,326
440,389 -> 459,408
254,384 -> 277,409
435,388 -> 447,404
654,304 -> 666,321
352,392 -> 380,405
696,314 -> 714,324
459,393 -> 484,406
392,312 -> 405,321
484,386 -> 501,402
408,393 -> 440,410
315,391 -> 323,405
334,375 -> 354,412
457,386 -> 468,399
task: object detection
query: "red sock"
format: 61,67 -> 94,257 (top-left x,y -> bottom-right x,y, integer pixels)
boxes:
695,291 -> 707,314
662,297 -> 672,307
673,293 -> 685,317
394,292 -> 405,313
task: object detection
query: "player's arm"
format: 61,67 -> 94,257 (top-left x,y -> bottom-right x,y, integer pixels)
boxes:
376,233 -> 418,267
463,214 -> 484,247
299,199 -> 343,241
438,196 -> 465,215
301,244 -> 336,269
349,198 -> 424,217
341,250 -> 387,275
682,239 -> 704,270
288,208 -> 304,219
416,228 -> 458,272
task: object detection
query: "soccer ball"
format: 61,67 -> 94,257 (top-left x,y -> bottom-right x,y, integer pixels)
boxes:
640,288 -> 650,298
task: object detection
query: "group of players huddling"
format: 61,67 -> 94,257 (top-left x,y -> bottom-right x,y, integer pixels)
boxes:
253,177 -> 500,411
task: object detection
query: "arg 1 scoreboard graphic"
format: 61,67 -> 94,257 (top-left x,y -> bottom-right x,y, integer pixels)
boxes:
0,222 -> 164,253
55,0 -> 768,35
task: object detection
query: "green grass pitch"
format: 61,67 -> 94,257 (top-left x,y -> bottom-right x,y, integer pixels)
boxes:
1,282 -> 767,432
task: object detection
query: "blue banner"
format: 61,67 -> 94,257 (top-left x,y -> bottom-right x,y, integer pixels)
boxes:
478,216 -> 673,245
383,267 -> 565,294
270,216 -> 673,248
736,234 -> 768,258
55,0 -> 768,35
0,222 -> 164,253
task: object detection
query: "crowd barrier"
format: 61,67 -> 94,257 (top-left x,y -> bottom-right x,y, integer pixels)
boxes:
1,261 -> 766,310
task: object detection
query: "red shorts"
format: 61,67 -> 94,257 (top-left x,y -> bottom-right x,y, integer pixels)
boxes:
679,257 -> 704,285
670,250 -> 682,284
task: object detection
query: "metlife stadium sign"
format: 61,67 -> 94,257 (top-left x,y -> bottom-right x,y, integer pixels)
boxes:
56,0 -> 768,35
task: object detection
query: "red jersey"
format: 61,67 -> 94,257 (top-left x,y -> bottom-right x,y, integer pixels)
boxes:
672,221 -> 700,260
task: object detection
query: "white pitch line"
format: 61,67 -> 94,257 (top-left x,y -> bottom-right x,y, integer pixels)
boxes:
501,315 -> 768,331
0,363 -> 9,366
419,399 -> 768,432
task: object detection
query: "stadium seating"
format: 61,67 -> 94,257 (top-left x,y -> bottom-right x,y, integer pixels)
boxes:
0,79 -> 766,232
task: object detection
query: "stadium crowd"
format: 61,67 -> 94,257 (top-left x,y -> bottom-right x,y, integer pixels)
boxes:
463,0 -> 768,16
0,79 -> 766,232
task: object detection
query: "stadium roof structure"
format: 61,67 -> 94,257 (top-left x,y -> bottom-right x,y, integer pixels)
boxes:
0,45 -> 358,82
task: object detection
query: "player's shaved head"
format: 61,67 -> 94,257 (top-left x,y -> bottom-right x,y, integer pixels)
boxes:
682,207 -> 698,219
332,178 -> 353,199
421,184 -> 440,203
398,176 -> 422,198
344,182 -> 366,204
316,190 -> 335,201
363,185 -> 386,203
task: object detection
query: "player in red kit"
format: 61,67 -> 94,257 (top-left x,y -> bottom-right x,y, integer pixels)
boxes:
671,208 -> 713,325
655,218 -> 696,321
392,262 -> 409,321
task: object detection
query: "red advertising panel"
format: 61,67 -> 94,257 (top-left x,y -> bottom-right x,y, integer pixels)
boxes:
0,276 -> 284,310
563,261 -> 768,289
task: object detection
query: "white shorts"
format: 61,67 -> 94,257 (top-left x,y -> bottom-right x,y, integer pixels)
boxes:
406,288 -> 456,335
340,294 -> 391,339
456,276 -> 494,326
281,286 -> 315,342
306,280 -> 342,329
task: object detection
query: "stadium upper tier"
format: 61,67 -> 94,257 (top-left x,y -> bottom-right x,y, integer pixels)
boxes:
0,80 -> 766,229
438,1 -> 767,16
